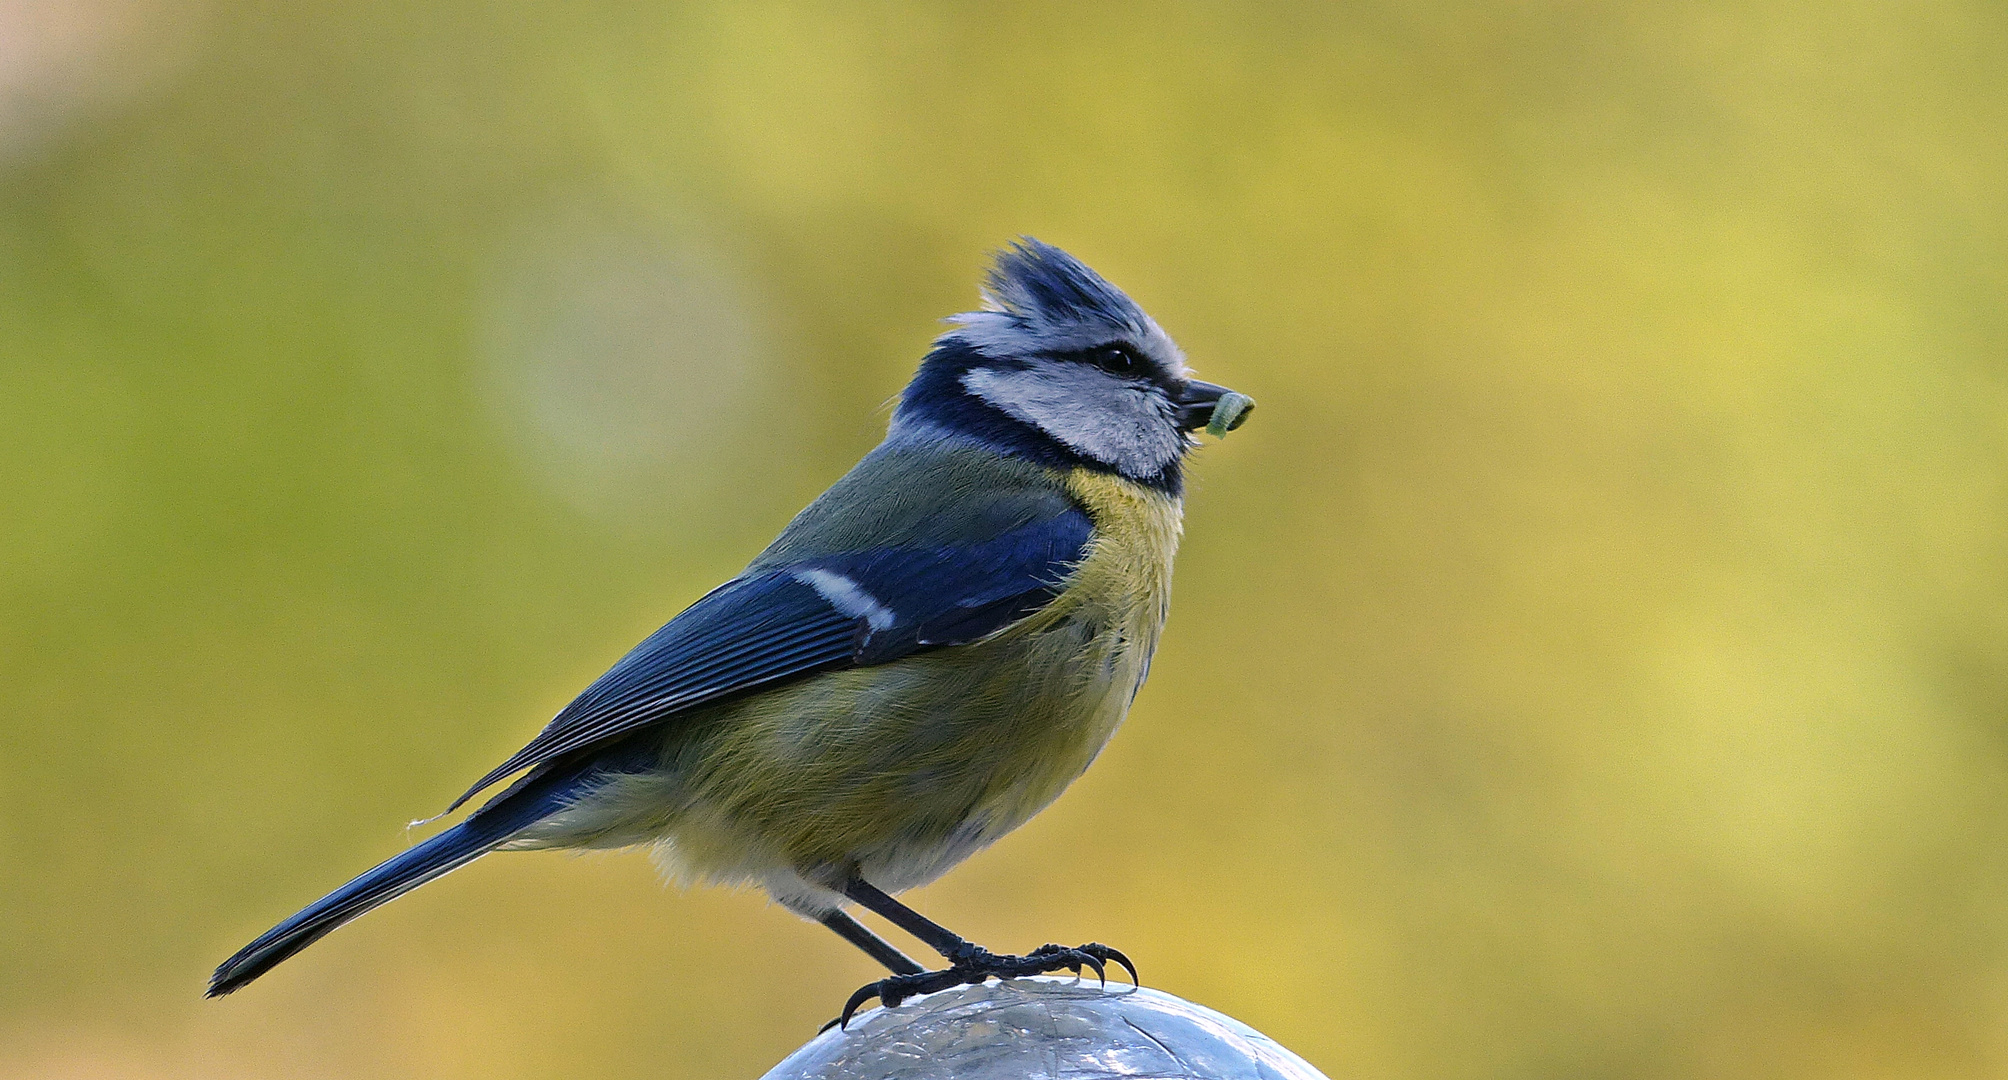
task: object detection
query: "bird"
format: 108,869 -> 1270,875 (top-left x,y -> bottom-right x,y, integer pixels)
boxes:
207,238 -> 1254,1024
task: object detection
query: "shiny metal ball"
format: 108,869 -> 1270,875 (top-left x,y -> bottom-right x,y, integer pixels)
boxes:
763,976 -> 1327,1080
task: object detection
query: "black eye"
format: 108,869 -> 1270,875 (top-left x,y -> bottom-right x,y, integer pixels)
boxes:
1086,344 -> 1148,379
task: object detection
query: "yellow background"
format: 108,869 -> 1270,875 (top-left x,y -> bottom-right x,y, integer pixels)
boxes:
3,3 -> 2005,1077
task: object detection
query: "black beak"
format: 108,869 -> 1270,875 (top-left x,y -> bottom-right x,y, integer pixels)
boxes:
1172,379 -> 1254,434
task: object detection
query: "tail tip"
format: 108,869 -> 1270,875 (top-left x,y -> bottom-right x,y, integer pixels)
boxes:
208,942 -> 279,999
206,962 -> 248,998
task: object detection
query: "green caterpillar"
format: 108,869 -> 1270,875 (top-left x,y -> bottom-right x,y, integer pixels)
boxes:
1206,391 -> 1256,438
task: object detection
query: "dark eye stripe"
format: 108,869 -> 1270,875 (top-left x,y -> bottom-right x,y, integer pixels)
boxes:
1084,343 -> 1147,378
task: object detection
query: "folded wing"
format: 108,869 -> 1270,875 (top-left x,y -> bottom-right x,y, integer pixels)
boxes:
445,509 -> 1093,812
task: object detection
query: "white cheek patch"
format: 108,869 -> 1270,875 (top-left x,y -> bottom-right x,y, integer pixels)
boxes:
961,364 -> 1184,478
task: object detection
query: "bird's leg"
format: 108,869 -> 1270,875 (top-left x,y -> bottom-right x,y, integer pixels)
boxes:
827,875 -> 1138,1029
817,910 -> 924,975
841,877 -> 980,963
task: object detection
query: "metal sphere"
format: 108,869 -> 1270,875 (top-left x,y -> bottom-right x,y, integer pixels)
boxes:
763,976 -> 1328,1080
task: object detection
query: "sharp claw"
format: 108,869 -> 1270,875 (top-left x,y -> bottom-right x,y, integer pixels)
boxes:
838,983 -> 881,1029
832,941 -> 1140,1027
1095,944 -> 1140,987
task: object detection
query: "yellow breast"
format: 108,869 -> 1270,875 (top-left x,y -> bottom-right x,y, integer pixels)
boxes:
1043,467 -> 1183,643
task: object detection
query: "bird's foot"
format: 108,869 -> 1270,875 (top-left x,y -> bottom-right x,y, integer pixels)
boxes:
829,942 -> 1137,1030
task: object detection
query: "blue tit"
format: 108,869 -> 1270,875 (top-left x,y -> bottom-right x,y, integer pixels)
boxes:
208,238 -> 1254,1020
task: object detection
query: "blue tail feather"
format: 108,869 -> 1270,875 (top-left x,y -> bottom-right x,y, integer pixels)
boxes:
207,759 -> 593,997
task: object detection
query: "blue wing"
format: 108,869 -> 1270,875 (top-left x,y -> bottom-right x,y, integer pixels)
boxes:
445,509 -> 1093,811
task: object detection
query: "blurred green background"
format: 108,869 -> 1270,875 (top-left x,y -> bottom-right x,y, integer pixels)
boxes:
4,1 -> 2007,1077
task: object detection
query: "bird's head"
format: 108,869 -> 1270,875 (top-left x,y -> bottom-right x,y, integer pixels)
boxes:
891,238 -> 1251,494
